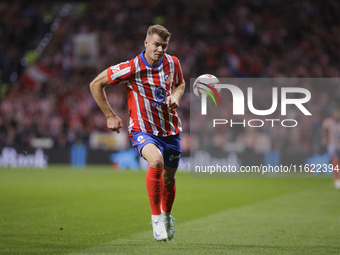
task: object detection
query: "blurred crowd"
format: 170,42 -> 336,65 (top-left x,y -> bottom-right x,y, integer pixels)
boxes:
1,0 -> 340,154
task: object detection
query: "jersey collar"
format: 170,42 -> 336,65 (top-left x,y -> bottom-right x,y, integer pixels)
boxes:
140,50 -> 164,69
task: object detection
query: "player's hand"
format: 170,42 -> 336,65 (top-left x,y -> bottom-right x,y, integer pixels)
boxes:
166,95 -> 179,110
107,116 -> 123,133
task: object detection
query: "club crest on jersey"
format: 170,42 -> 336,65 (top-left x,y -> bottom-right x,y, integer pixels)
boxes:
137,136 -> 145,144
165,73 -> 173,85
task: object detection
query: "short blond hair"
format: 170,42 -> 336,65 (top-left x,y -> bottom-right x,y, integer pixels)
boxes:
146,25 -> 171,41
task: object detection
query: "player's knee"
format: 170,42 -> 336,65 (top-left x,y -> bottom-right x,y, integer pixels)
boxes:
163,168 -> 176,185
149,157 -> 164,169
163,175 -> 175,185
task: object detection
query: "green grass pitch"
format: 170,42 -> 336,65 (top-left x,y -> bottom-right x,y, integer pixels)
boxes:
0,165 -> 339,254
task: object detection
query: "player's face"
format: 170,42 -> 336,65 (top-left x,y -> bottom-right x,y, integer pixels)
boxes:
144,33 -> 169,66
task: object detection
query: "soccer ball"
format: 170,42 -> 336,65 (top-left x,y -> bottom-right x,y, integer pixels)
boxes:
193,74 -> 221,101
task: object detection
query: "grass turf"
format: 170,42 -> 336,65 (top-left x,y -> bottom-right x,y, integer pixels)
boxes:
0,165 -> 339,254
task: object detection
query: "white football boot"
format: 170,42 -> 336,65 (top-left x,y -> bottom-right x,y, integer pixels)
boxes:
151,216 -> 168,242
162,210 -> 177,240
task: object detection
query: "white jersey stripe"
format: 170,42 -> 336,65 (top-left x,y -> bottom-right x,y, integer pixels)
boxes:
157,64 -> 168,136
158,59 -> 167,90
165,54 -> 174,94
133,90 -> 146,133
174,110 -> 182,132
143,68 -> 160,135
125,81 -> 133,134
147,67 -> 165,136
175,60 -> 180,84
133,58 -> 146,133
168,110 -> 175,134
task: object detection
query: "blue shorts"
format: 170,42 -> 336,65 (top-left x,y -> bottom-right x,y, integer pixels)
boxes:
130,132 -> 181,168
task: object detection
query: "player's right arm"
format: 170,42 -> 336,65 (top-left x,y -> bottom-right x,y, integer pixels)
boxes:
89,70 -> 123,133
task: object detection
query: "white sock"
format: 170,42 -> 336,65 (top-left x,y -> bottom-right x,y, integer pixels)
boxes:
152,214 -> 162,221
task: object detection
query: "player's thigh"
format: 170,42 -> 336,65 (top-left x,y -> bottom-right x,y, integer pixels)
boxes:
141,143 -> 164,168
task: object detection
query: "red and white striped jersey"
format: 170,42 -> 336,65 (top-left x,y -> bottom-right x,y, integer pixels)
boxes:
107,50 -> 184,136
322,117 -> 340,152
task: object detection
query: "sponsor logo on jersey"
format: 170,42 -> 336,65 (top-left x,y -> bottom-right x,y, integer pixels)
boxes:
169,154 -> 180,161
155,87 -> 167,103
151,102 -> 165,107
111,65 -> 120,73
137,135 -> 145,144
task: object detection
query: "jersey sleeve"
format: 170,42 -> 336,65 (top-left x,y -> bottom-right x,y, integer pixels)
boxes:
107,60 -> 132,85
173,57 -> 184,86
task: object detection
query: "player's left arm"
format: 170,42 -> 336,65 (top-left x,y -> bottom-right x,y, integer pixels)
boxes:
166,80 -> 185,110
